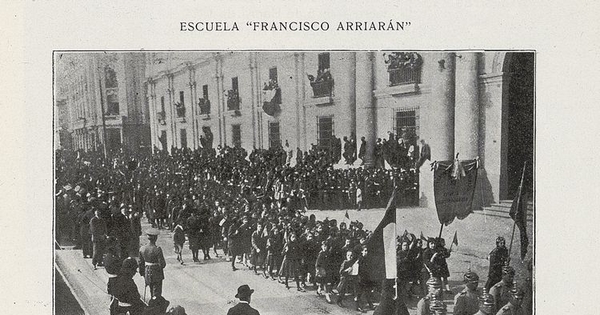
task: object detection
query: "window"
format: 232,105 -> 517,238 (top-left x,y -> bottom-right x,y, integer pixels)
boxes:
231,124 -> 241,147
160,96 -> 165,113
199,84 -> 210,115
232,77 -> 239,91
176,91 -> 186,118
106,92 -> 120,116
394,110 -> 419,145
268,122 -> 281,149
317,116 -> 334,151
202,84 -> 209,99
180,129 -> 187,148
318,53 -> 330,71
105,66 -> 118,88
227,77 -> 240,111
269,67 -> 278,83
311,53 -> 333,98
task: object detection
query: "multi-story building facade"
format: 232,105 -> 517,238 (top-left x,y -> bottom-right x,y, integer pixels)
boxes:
54,52 -> 150,153
145,51 -> 534,207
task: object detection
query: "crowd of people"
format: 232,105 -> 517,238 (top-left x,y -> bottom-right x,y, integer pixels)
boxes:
55,133 -> 531,315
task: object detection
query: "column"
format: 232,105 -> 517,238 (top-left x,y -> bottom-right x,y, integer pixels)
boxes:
427,52 -> 455,161
167,74 -> 176,149
355,51 -> 376,166
213,54 -> 224,146
419,52 -> 455,208
346,52 -> 357,136
249,52 -> 257,148
188,65 -> 198,149
454,53 -> 479,159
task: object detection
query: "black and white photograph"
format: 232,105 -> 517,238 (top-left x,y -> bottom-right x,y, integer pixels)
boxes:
53,51 -> 534,315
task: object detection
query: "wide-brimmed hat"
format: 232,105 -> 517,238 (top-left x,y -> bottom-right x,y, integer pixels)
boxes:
235,284 -> 254,299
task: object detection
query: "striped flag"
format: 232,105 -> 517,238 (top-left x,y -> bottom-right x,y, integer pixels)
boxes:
364,188 -> 397,281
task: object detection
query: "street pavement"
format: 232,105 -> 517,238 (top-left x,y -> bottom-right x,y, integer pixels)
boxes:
55,206 -> 533,315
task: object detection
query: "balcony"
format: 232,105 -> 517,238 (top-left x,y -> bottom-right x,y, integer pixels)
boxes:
226,90 -> 241,111
388,67 -> 421,86
198,98 -> 211,115
175,103 -> 186,118
310,79 -> 334,98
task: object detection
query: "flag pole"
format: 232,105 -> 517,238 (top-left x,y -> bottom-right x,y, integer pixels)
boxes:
508,162 -> 526,257
438,223 -> 444,239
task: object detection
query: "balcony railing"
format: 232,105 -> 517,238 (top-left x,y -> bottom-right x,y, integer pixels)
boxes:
175,104 -> 186,118
198,98 -> 211,115
388,67 -> 421,86
310,79 -> 334,98
226,90 -> 240,111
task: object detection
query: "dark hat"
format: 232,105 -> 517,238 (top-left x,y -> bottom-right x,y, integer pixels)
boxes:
146,228 -> 160,236
121,257 -> 137,272
167,306 -> 187,315
235,284 -> 254,299
502,265 -> 515,275
463,270 -> 479,283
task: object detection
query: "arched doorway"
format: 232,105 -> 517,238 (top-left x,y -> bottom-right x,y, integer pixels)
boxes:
504,53 -> 534,199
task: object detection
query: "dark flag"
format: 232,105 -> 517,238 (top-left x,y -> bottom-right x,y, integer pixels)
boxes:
510,163 -> 529,261
433,158 -> 479,225
363,188 -> 397,282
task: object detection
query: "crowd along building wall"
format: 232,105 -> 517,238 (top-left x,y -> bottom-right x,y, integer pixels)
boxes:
144,51 -> 533,209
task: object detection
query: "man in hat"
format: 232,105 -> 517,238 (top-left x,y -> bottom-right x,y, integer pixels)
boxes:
453,270 -> 480,315
416,277 -> 443,315
227,284 -> 260,315
90,208 -> 108,269
489,266 -> 515,314
495,287 -> 525,315
139,228 -> 167,297
474,289 -> 495,315
485,237 -> 509,290
111,257 -> 145,315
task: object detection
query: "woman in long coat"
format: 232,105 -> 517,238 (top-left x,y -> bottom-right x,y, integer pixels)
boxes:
227,218 -> 244,271
280,232 -> 303,291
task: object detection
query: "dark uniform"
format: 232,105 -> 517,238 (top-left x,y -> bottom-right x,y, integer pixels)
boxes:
110,257 -> 145,315
416,277 -> 443,315
495,287 -> 526,315
473,288 -> 495,315
139,228 -> 166,297
489,267 -> 515,315
453,271 -> 480,315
